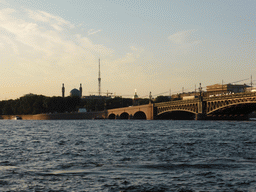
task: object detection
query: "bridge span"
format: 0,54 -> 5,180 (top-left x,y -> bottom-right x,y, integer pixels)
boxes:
106,104 -> 154,120
105,92 -> 256,120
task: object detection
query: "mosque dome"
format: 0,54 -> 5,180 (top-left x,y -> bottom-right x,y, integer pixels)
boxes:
70,88 -> 80,97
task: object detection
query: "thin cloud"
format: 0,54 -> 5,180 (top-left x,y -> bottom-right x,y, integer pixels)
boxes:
168,30 -> 201,49
0,0 -> 9,6
88,29 -> 102,36
109,46 -> 144,65
0,7 -> 145,99
27,9 -> 74,31
27,9 -> 74,28
39,10 -> 74,28
0,8 -> 112,78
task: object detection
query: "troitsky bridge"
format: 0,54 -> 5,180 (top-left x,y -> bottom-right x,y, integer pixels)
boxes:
103,92 -> 256,120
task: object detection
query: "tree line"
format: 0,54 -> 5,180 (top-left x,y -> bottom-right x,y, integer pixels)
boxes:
0,94 -> 80,115
0,94 -> 173,115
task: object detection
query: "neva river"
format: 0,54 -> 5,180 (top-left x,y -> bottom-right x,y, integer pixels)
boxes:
1,120 -> 256,192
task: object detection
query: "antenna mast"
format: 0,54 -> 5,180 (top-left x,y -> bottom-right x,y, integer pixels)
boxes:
251,75 -> 253,91
98,58 -> 101,96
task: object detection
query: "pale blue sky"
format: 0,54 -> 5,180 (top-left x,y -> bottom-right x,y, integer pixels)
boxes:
0,0 -> 255,99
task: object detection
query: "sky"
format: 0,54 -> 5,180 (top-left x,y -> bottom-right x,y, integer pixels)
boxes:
0,0 -> 256,100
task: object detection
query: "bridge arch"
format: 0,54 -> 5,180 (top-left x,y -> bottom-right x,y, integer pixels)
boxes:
133,111 -> 147,119
207,102 -> 256,115
120,112 -> 129,119
158,109 -> 197,116
157,103 -> 198,115
108,113 -> 116,119
156,110 -> 196,120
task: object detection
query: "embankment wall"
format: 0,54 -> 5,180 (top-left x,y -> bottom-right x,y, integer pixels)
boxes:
0,112 -> 106,120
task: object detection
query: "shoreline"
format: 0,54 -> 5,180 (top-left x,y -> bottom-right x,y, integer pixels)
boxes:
0,112 -> 106,120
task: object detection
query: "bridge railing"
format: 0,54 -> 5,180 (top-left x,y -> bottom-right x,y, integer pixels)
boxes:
154,99 -> 199,107
154,92 -> 256,107
204,92 -> 256,101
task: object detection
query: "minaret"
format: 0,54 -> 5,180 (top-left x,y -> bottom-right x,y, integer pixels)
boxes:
79,83 -> 82,98
62,83 -> 65,98
98,58 -> 101,96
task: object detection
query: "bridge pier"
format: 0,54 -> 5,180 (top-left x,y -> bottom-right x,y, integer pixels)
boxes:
195,113 -> 206,120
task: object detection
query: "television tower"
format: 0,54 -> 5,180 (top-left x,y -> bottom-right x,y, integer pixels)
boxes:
98,58 -> 101,96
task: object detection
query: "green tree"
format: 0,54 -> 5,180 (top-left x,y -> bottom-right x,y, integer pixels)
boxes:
65,96 -> 81,112
2,100 -> 14,115
154,96 -> 171,103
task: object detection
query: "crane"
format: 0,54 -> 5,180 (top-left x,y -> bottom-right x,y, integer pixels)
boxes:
89,91 -> 113,97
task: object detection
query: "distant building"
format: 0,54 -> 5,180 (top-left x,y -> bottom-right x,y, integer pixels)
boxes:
133,89 -> 139,106
64,84 -> 83,98
245,87 -> 256,92
206,83 -> 249,96
169,83 -> 251,100
70,88 -> 81,97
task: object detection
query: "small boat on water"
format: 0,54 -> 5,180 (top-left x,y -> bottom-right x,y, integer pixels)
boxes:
13,116 -> 22,120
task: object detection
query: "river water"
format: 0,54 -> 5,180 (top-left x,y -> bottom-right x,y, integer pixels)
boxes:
1,120 -> 256,192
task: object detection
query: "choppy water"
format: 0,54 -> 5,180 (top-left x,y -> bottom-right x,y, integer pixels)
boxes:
1,120 -> 256,192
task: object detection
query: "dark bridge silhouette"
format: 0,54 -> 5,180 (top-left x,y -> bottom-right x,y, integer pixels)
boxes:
104,92 -> 256,120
